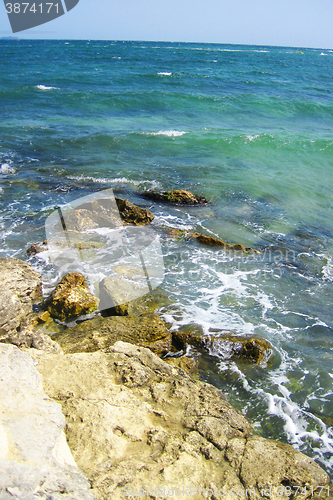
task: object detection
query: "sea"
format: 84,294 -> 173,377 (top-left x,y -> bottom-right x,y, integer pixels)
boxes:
0,39 -> 332,477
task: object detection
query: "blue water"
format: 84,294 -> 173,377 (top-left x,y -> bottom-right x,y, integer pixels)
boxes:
0,40 -> 333,477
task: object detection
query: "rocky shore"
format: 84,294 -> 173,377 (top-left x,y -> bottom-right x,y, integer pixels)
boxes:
0,255 -> 331,500
0,192 -> 331,499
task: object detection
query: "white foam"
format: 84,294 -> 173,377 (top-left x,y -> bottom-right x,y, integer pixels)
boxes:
320,53 -> 328,56
67,174 -> 162,190
148,130 -> 186,137
0,163 -> 15,175
36,85 -> 59,90
0,187 -> 3,194
245,134 -> 260,142
157,72 -> 172,76
322,256 -> 333,281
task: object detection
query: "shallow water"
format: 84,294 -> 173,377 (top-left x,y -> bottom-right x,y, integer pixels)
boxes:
0,39 -> 332,476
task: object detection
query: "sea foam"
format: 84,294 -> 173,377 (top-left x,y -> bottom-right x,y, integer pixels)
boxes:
0,163 -> 15,174
36,85 -> 59,90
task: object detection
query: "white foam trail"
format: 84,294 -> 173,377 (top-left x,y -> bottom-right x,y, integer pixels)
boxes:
67,175 -> 162,190
147,130 -> 186,137
0,163 -> 15,174
322,256 -> 333,281
157,72 -> 172,76
245,134 -> 260,141
36,85 -> 59,90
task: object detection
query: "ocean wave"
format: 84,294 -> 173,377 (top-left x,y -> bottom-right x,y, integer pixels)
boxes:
245,134 -> 260,142
0,163 -> 15,174
322,256 -> 333,281
67,175 -> 162,190
157,72 -> 172,76
147,130 -> 186,137
36,85 -> 59,90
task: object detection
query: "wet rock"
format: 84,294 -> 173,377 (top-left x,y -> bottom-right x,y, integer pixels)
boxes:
0,257 -> 42,334
204,334 -> 273,365
0,343 -> 94,500
46,273 -> 99,322
37,310 -> 51,323
31,342 -> 329,500
51,313 -> 172,357
172,329 -> 273,365
192,233 -> 255,253
143,189 -> 209,205
99,273 -> 149,315
26,240 -> 48,255
115,197 -> 154,225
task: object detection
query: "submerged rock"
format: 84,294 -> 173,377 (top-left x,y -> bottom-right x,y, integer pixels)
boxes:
0,257 -> 42,334
31,342 -> 329,500
51,313 -> 172,357
192,232 -> 255,253
46,272 -> 99,322
143,189 -> 209,205
0,343 -> 94,500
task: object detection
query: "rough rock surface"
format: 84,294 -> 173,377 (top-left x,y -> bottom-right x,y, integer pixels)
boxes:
52,313 -> 172,356
32,342 -> 330,500
46,273 -> 99,322
143,189 -> 209,205
115,197 -> 154,225
0,344 -> 94,500
192,233 -> 255,253
0,257 -> 42,334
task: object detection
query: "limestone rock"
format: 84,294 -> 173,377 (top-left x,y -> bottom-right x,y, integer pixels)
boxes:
192,232 -> 255,252
115,197 -> 154,225
52,313 -> 172,356
46,273 -> 99,322
31,342 -> 329,500
0,257 -> 42,334
0,344 -> 94,500
143,189 -> 209,205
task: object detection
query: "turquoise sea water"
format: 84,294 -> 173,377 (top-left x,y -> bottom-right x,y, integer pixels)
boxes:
0,40 -> 333,477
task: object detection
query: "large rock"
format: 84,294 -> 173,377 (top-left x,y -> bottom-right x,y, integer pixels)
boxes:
46,273 -> 99,322
115,197 -> 154,225
31,342 -> 330,500
0,343 -> 94,500
52,313 -> 172,357
143,189 -> 209,205
0,257 -> 42,334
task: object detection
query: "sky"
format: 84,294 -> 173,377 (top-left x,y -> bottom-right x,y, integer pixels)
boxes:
1,0 -> 333,48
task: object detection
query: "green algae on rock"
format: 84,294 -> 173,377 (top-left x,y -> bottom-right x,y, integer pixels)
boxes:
51,313 -> 172,357
115,197 -> 154,225
46,273 -> 99,322
142,189 -> 209,205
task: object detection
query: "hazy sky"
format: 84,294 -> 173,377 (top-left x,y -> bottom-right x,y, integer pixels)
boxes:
1,0 -> 333,48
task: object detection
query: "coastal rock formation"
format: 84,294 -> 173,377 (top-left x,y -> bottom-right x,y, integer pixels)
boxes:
46,272 -> 99,322
172,330 -> 273,365
0,343 -> 94,500
192,232 -> 255,253
31,342 -> 330,500
143,189 -> 209,205
0,257 -> 42,334
115,197 -> 155,225
51,313 -> 172,357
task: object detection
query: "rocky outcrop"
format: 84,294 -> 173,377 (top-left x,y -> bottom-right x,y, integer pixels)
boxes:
46,273 -> 99,322
143,189 -> 209,205
0,257 -> 42,334
192,233 -> 255,253
30,342 -> 330,500
172,330 -> 273,365
115,197 -> 154,225
51,313 -> 172,357
0,343 -> 94,500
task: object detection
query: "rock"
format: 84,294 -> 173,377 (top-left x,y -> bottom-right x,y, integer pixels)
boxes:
0,257 -> 42,334
192,233 -> 255,252
115,197 -> 154,225
31,342 -> 330,500
143,189 -> 209,205
51,313 -> 172,357
37,310 -> 51,323
46,273 -> 99,322
172,330 -> 273,365
0,343 -> 94,500
99,273 -> 149,315
204,335 -> 273,364
26,240 -> 48,255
